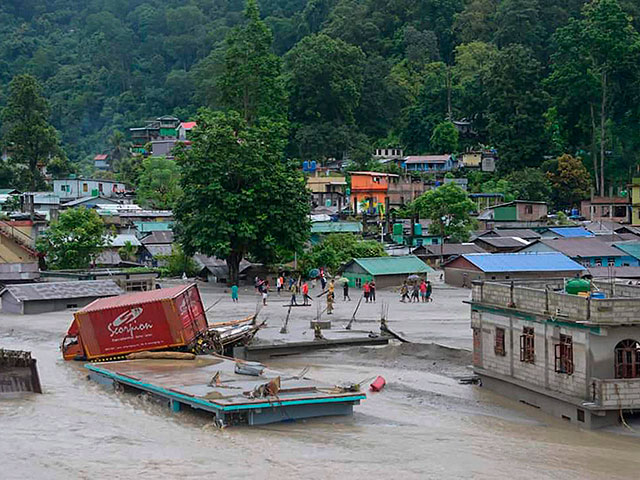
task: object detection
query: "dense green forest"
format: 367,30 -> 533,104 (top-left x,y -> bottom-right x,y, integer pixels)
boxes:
1,0 -> 640,200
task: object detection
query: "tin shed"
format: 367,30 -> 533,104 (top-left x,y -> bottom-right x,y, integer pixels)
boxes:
341,255 -> 432,288
0,280 -> 124,314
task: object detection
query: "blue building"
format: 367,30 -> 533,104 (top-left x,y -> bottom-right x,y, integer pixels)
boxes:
403,155 -> 457,172
518,237 -> 639,267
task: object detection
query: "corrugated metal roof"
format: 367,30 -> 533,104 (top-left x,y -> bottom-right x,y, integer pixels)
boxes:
134,221 -> 173,233
350,255 -> 433,275
2,280 -> 123,302
79,284 -> 192,312
109,234 -> 142,247
460,252 -> 585,273
548,227 -> 594,238
483,229 -> 541,240
588,266 -> 640,278
613,242 -> 640,260
140,231 -> 174,245
311,222 -> 362,234
404,155 -> 451,164
475,237 -> 530,248
144,245 -> 173,257
533,238 -> 626,258
418,243 -> 486,256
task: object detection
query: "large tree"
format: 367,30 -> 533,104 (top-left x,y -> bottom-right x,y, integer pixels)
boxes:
410,182 -> 476,243
36,207 -> 111,270
1,74 -> 65,190
485,44 -> 548,170
285,33 -> 365,161
218,0 -> 286,124
174,110 -> 310,284
136,156 -> 182,210
547,0 -> 640,194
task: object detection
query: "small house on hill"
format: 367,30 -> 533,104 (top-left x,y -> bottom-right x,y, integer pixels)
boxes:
0,280 -> 124,314
341,255 -> 432,288
442,252 -> 585,287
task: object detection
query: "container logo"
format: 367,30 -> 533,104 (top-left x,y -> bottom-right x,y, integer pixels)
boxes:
107,308 -> 152,340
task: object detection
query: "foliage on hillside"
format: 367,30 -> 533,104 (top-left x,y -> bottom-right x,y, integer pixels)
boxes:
0,0 -> 639,200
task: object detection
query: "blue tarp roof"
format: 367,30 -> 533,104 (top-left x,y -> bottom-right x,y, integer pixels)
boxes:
547,227 -> 594,238
460,252 -> 586,273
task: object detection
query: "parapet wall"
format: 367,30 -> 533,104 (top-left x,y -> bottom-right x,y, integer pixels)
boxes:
472,280 -> 640,325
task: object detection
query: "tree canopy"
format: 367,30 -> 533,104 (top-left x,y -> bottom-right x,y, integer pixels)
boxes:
36,207 -> 111,270
0,0 -> 639,200
410,183 -> 477,242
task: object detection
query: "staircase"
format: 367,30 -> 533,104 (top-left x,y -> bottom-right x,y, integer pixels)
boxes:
0,221 -> 40,258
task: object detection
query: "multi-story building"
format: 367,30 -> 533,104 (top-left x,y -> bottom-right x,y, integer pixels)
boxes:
470,279 -> 640,428
403,154 -> 457,172
53,178 -> 128,200
350,171 -> 398,214
306,173 -> 347,210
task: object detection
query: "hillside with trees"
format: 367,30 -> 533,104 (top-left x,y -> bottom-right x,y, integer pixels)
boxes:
1,0 -> 640,206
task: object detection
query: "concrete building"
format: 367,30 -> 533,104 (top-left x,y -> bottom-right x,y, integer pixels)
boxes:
386,176 -> 427,209
350,172 -> 397,215
443,252 -> 585,287
580,196 -> 629,223
53,178 -> 127,200
477,201 -> 548,230
341,255 -> 432,289
403,155 -> 457,173
306,174 -> 347,210
20,192 -> 60,220
0,262 -> 40,285
470,279 -> 640,428
0,280 -> 123,314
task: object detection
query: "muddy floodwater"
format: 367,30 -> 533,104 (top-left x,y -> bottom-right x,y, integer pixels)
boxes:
2,280 -> 640,479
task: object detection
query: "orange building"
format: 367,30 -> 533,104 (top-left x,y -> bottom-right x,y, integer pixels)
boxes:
350,172 -> 398,214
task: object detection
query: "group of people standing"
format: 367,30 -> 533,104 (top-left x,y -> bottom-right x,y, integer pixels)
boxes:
400,279 -> 432,303
363,280 -> 376,303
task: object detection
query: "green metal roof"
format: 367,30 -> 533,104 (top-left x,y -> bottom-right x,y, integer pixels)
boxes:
133,221 -> 173,233
613,242 -> 640,260
349,255 -> 433,275
311,221 -> 362,234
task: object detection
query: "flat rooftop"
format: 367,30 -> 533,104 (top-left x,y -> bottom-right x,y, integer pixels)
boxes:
471,279 -> 640,326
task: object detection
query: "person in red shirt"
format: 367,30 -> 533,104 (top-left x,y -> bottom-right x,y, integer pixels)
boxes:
363,281 -> 370,303
302,281 -> 311,305
419,280 -> 427,303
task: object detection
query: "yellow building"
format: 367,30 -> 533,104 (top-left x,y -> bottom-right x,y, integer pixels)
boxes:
461,152 -> 482,168
0,221 -> 39,263
306,173 -> 347,209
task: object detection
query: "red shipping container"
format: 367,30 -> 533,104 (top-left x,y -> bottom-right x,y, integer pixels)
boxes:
63,284 -> 209,360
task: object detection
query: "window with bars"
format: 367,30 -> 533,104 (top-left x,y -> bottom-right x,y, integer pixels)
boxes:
520,327 -> 535,363
494,327 -> 505,356
554,334 -> 574,375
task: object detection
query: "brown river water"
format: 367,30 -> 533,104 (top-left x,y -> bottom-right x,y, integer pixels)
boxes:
2,294 -> 640,480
